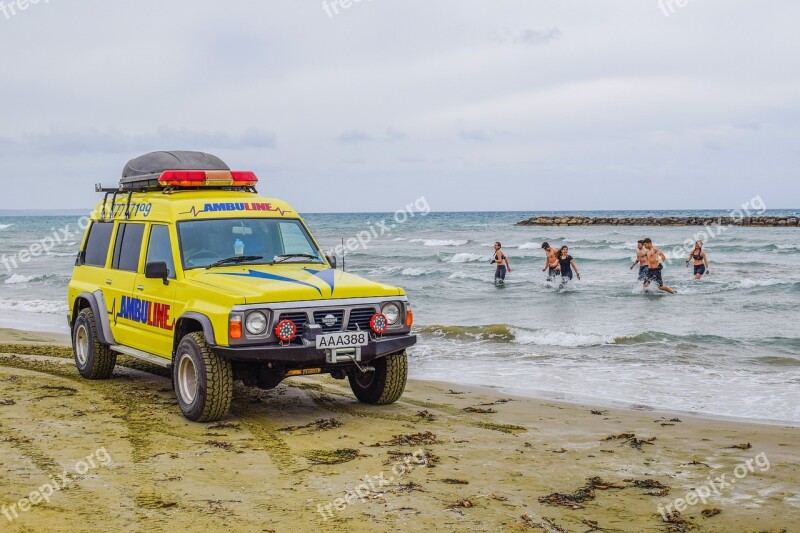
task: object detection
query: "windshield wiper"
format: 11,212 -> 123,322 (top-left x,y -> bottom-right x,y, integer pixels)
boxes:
270,254 -> 321,265
206,255 -> 264,269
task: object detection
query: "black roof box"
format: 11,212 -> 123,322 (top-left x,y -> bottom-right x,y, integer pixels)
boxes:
122,151 -> 229,178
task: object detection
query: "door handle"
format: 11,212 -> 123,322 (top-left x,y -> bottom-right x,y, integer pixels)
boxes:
105,279 -> 112,285
136,285 -> 145,291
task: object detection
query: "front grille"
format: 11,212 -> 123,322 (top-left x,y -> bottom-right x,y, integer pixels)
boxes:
278,312 -> 308,338
313,310 -> 345,333
347,308 -> 376,331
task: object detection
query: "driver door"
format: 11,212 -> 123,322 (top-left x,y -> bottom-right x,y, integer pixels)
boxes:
131,224 -> 179,357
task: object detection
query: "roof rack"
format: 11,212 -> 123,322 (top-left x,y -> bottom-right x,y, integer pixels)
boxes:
95,174 -> 161,193
95,172 -> 258,194
94,151 -> 258,197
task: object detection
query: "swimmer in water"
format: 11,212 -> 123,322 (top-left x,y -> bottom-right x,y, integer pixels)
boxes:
541,242 -> 560,282
557,246 -> 581,288
629,240 -> 649,281
491,242 -> 511,285
686,241 -> 709,279
642,238 -> 676,294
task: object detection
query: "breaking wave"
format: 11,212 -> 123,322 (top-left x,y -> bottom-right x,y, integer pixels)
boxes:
411,239 -> 470,247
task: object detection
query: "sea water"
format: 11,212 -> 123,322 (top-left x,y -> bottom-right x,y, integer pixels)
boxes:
1,211 -> 798,424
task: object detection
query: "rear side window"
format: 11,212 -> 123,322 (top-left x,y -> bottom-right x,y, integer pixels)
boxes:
146,225 -> 176,279
82,222 -> 114,267
112,223 -> 145,272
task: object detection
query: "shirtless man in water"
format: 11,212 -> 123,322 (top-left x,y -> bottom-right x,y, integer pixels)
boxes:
541,242 -> 560,281
642,238 -> 675,294
629,240 -> 649,280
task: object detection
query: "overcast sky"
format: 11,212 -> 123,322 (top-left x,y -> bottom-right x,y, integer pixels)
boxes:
0,1 -> 798,212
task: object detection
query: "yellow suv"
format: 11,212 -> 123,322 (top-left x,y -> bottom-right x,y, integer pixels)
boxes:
68,151 -> 416,422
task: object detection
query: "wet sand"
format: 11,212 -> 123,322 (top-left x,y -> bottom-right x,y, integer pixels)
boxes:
0,329 -> 797,532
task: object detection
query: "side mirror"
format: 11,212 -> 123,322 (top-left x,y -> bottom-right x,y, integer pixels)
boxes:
325,255 -> 337,269
145,261 -> 170,284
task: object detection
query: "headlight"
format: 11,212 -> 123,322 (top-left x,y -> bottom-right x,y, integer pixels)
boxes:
381,302 -> 401,326
245,311 -> 268,335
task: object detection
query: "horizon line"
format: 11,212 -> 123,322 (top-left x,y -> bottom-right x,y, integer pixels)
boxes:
1,207 -> 798,216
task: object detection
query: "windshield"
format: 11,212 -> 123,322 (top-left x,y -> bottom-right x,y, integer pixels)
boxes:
177,218 -> 324,269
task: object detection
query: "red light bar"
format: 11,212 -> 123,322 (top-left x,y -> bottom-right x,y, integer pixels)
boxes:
230,171 -> 258,186
157,170 -> 258,188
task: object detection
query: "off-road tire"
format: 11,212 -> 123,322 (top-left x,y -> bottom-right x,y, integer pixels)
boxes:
173,332 -> 233,422
72,308 -> 116,379
349,351 -> 407,405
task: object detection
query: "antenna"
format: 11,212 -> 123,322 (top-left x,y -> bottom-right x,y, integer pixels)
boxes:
342,238 -> 346,272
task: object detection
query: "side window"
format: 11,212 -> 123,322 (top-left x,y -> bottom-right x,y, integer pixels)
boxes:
112,223 -> 145,272
279,222 -> 315,256
146,225 -> 176,279
82,222 -> 114,267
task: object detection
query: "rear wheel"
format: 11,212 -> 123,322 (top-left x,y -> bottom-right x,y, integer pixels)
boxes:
72,308 -> 116,379
349,352 -> 407,405
173,332 -> 233,422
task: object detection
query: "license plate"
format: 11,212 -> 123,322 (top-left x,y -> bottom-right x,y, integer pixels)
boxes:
316,331 -> 369,349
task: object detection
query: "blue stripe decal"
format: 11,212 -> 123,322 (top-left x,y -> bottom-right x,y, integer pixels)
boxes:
303,268 -> 336,294
216,270 -> 322,296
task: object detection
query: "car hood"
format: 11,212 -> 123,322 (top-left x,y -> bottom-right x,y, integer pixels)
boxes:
186,264 -> 404,303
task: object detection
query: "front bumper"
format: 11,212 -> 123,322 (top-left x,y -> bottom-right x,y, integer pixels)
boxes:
212,334 -> 417,364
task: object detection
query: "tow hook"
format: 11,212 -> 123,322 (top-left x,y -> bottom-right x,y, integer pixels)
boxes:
348,356 -> 374,374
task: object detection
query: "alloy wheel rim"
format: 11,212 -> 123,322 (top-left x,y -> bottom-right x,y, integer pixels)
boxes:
75,325 -> 89,366
177,354 -> 198,404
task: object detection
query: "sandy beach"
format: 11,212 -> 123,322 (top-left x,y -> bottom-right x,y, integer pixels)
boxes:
0,329 -> 796,532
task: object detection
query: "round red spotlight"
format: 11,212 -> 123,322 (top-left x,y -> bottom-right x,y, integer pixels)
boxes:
275,319 -> 297,342
370,313 -> 388,335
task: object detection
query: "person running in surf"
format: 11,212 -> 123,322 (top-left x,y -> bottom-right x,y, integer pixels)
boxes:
541,242 -> 560,281
557,246 -> 581,288
491,242 -> 511,285
629,240 -> 649,281
686,241 -> 709,279
642,238 -> 675,294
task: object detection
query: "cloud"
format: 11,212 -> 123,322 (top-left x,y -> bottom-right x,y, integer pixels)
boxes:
337,128 -> 408,144
499,27 -> 562,46
459,129 -> 491,142
0,127 -> 276,157
0,1 -> 798,211
336,130 -> 373,144
384,127 -> 408,142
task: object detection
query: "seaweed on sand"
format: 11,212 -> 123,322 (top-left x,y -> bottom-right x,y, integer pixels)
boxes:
538,477 -> 626,509
279,418 -> 342,432
304,448 -> 362,465
602,432 -> 656,450
463,406 -> 497,414
372,431 -> 442,447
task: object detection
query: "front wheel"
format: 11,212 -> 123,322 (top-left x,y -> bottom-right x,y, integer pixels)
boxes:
73,308 -> 116,379
173,332 -> 233,422
349,352 -> 408,405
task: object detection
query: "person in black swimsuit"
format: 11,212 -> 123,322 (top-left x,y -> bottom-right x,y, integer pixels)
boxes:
490,242 -> 511,285
686,241 -> 709,279
557,246 -> 581,288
